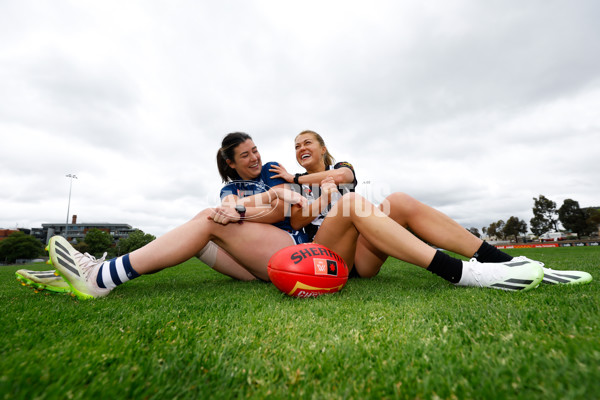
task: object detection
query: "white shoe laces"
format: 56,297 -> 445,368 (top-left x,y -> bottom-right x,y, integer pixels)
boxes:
73,251 -> 107,281
465,258 -> 505,286
513,255 -> 546,269
466,258 -> 484,287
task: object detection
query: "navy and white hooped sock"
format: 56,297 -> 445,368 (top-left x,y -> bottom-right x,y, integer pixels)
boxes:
96,254 -> 140,290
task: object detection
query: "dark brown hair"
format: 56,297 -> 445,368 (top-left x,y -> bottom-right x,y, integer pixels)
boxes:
217,132 -> 252,182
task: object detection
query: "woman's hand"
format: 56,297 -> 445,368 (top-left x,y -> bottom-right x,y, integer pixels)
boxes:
269,164 -> 294,183
280,190 -> 308,208
208,207 -> 240,225
321,177 -> 339,196
269,187 -> 308,208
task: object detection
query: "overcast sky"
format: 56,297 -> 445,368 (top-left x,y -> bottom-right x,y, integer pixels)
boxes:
1,0 -> 599,238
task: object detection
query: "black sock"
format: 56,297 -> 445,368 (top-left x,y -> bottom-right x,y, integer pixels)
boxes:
472,241 -> 512,263
427,250 -> 463,283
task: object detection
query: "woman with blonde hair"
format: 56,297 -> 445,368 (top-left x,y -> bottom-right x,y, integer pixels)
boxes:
270,130 -> 591,286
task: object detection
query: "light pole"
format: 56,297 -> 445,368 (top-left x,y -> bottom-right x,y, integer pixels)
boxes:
65,174 -> 78,240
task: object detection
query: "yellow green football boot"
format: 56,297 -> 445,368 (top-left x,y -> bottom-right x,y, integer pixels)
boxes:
15,269 -> 72,294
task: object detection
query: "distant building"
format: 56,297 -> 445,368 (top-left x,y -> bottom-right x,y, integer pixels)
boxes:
0,229 -> 19,241
0,228 -> 46,243
41,215 -> 134,244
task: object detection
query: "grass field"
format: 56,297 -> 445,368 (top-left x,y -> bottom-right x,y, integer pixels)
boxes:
1,247 -> 599,399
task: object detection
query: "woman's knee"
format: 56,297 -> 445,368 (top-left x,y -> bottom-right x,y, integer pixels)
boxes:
340,191 -> 361,204
189,209 -> 218,235
382,192 -> 419,219
192,208 -> 210,221
338,192 -> 376,218
354,263 -> 381,278
192,208 -> 213,222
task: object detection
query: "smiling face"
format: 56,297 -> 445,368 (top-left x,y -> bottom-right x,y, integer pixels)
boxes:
295,132 -> 327,173
227,139 -> 262,180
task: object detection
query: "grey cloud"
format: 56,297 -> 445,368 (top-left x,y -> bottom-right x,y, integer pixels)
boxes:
2,0 -> 599,237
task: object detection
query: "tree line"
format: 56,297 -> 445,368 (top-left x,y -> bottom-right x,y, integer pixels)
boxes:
3,195 -> 599,262
0,229 -> 155,264
74,228 -> 156,258
468,195 -> 600,242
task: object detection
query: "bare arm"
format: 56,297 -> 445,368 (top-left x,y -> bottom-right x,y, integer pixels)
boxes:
215,185 -> 307,226
289,177 -> 339,230
209,202 -> 287,225
221,184 -> 299,208
269,164 -> 355,186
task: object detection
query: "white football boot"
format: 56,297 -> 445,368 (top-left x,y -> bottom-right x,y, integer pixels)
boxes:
512,256 -> 593,285
456,258 -> 543,291
47,236 -> 111,299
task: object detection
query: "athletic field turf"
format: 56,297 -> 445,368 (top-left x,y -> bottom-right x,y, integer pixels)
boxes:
1,247 -> 598,399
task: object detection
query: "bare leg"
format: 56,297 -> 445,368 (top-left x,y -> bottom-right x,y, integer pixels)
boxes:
129,209 -> 294,281
354,234 -> 388,278
381,192 -> 482,255
314,193 -> 437,271
196,242 -> 257,281
354,192 -> 483,277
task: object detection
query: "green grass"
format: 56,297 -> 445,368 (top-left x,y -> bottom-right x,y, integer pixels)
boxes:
1,247 -> 599,399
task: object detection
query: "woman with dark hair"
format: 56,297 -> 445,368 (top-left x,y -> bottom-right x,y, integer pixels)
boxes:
197,132 -> 307,281
47,132 -> 310,299
270,130 -> 592,286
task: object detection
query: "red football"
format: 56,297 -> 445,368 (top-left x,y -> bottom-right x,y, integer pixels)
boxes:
268,243 -> 349,298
